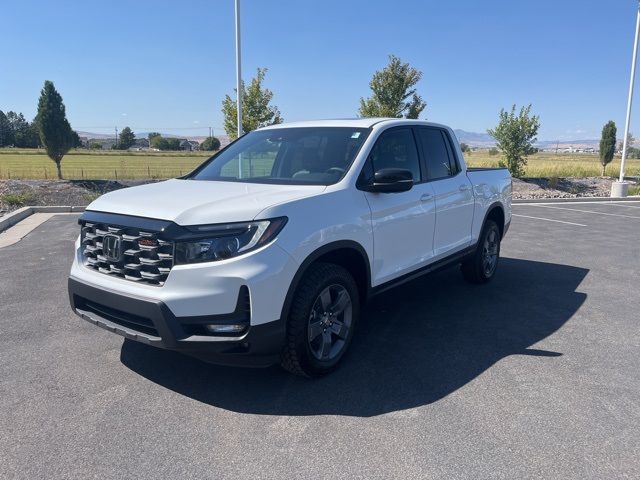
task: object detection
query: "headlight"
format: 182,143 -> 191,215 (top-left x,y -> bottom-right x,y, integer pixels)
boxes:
174,217 -> 287,264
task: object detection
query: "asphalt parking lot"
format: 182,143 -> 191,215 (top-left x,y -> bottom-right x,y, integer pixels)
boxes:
1,201 -> 639,479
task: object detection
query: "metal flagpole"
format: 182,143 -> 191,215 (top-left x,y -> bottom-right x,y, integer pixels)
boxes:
235,0 -> 243,178
614,1 -> 640,196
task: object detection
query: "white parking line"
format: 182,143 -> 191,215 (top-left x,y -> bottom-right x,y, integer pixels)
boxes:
512,214 -> 587,227
515,200 -> 640,205
519,204 -> 640,219
608,202 -> 640,209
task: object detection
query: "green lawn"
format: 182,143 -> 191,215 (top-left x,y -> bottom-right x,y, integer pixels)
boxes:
1,148 -> 639,180
0,149 -> 211,180
465,151 -> 640,178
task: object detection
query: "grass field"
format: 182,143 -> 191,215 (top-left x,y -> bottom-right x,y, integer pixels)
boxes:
0,149 -> 210,180
1,148 -> 639,180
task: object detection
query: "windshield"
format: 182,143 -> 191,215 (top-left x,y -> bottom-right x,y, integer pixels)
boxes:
189,127 -> 371,185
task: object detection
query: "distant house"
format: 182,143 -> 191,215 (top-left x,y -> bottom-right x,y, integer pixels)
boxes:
129,138 -> 150,151
179,139 -> 199,151
133,138 -> 150,148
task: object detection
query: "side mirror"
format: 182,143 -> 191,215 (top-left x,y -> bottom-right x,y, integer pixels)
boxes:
361,168 -> 414,193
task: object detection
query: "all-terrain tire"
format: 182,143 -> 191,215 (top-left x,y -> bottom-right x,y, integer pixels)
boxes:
280,262 -> 359,377
461,219 -> 501,284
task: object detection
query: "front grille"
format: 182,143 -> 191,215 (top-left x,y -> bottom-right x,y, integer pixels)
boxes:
81,221 -> 174,286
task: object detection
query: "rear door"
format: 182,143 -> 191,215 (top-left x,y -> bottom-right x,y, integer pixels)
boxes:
360,127 -> 436,285
416,127 -> 474,257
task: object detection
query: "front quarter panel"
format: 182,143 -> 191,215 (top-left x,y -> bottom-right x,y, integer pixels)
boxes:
256,187 -> 373,274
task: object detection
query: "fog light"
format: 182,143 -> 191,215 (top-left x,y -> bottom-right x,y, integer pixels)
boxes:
204,324 -> 247,334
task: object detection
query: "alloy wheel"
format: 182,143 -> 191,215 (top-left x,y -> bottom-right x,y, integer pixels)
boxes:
307,284 -> 353,361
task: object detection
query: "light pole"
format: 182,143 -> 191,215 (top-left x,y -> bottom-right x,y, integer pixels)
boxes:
235,0 -> 243,178
235,0 -> 243,138
613,1 -> 640,197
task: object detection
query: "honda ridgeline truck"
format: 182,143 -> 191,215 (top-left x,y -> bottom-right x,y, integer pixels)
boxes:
68,119 -> 512,377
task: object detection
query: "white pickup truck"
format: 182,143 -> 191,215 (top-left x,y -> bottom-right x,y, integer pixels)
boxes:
68,118 -> 512,377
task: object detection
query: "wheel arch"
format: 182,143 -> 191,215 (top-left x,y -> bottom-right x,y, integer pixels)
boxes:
483,202 -> 506,238
280,241 -> 372,323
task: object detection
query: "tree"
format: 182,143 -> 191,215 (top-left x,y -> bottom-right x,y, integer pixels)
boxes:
617,131 -> 634,153
5,111 -> 40,147
71,130 -> 83,148
460,143 -> 470,152
488,147 -> 499,156
599,121 -> 617,176
201,136 -> 221,151
487,104 -> 540,178
359,55 -> 426,119
222,68 -> 283,139
36,81 -> 75,179
26,122 -> 41,148
118,127 -> 136,149
151,136 -> 181,151
0,110 -> 15,146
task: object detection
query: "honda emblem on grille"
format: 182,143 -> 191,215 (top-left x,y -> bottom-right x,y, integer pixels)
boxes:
102,234 -> 123,262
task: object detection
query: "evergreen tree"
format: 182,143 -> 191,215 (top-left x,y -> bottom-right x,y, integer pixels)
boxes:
36,81 -> 75,179
201,136 -> 221,151
599,121 -> 617,176
118,127 -> 136,149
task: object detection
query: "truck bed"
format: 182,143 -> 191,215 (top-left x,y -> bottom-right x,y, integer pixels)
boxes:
466,167 -> 509,172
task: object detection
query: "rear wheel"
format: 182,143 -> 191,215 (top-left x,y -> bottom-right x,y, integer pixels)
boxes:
461,219 -> 501,284
280,263 -> 359,377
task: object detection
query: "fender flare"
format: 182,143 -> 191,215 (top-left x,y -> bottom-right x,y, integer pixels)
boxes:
481,201 -> 506,237
279,240 -> 372,323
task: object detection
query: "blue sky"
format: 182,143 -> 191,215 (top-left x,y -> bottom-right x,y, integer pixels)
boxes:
1,0 -> 638,140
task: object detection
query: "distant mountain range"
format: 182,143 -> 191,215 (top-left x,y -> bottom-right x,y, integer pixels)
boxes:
77,129 -> 600,150
453,129 -> 600,149
77,131 -> 230,144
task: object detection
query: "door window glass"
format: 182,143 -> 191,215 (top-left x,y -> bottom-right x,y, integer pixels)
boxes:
418,129 -> 456,180
367,128 -> 421,181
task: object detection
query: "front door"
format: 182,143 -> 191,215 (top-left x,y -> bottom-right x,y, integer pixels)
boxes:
360,127 -> 436,286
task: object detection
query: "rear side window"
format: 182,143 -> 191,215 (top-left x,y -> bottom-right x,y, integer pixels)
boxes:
367,128 -> 421,182
418,128 -> 458,180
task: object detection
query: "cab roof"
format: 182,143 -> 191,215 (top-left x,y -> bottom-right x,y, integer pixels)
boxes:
258,118 -> 449,130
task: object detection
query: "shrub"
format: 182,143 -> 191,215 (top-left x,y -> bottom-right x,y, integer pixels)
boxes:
0,192 -> 36,206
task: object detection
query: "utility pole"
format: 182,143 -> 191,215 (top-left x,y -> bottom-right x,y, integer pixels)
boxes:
613,1 -> 640,197
235,0 -> 243,178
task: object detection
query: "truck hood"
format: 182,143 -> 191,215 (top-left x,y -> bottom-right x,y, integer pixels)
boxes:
87,179 -> 326,225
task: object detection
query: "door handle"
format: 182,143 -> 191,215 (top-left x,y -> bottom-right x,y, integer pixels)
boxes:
420,193 -> 432,202
459,184 -> 470,191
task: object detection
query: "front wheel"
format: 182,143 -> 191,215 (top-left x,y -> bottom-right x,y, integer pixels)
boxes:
461,219 -> 501,284
280,263 -> 359,377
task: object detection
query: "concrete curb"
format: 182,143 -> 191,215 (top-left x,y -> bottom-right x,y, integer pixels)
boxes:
0,205 -> 85,233
513,196 -> 640,204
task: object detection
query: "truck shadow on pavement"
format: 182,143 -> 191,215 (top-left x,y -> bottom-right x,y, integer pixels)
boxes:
120,258 -> 588,417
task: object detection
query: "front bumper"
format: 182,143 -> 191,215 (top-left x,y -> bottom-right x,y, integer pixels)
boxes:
68,277 -> 285,367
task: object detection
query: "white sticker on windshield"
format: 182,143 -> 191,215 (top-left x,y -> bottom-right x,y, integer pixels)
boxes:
351,132 -> 361,139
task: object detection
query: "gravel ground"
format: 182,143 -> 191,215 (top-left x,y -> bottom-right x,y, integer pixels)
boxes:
511,177 -> 629,199
0,180 -> 154,217
1,177 -> 638,218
